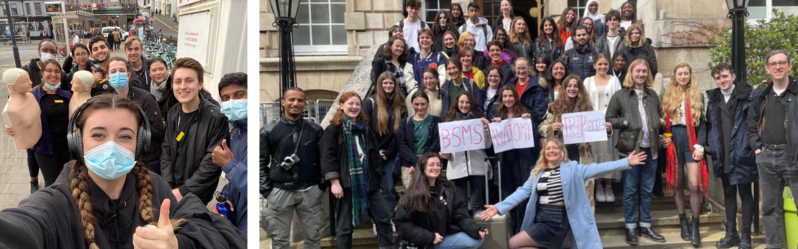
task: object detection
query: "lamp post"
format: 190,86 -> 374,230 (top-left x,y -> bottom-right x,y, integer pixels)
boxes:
726,0 -> 757,235
4,0 -> 22,67
270,0 -> 301,114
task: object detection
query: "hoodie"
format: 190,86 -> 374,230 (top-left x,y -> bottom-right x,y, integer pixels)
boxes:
220,118 -> 248,234
459,17 -> 494,52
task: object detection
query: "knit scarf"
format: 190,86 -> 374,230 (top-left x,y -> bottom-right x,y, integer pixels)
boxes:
443,45 -> 459,58
343,116 -> 370,225
664,97 -> 709,197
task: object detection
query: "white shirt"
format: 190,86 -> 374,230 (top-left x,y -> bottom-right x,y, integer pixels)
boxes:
774,86 -> 786,96
722,84 -> 735,103
607,35 -> 620,58
397,19 -> 429,53
485,87 -> 497,111
72,35 -> 80,45
460,17 -> 494,52
620,20 -> 632,31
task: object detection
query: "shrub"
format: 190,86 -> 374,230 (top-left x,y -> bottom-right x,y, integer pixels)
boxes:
708,9 -> 798,87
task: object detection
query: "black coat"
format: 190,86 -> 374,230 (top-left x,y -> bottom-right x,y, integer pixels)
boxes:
394,181 -> 484,248
0,163 -> 234,249
125,86 -> 165,173
260,117 -> 325,198
21,58 -> 71,91
161,97 -> 229,204
319,123 -> 384,193
533,39 -> 563,65
396,115 -> 443,168
747,77 -> 798,162
706,83 -> 758,185
129,55 -> 153,91
562,45 -> 598,81
362,97 -> 408,159
618,38 -> 658,77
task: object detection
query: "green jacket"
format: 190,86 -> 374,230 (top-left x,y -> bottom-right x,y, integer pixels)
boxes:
605,87 -> 663,159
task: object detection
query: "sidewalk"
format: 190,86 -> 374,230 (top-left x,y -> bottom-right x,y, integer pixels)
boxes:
152,14 -> 179,32
0,82 -> 40,210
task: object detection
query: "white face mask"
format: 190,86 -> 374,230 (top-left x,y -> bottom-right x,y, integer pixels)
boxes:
40,53 -> 56,62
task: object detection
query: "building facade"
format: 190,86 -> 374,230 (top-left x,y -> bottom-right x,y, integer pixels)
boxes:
1,0 -> 52,39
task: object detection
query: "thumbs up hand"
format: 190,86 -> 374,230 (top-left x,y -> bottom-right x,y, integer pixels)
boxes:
132,199 -> 179,249
212,139 -> 234,167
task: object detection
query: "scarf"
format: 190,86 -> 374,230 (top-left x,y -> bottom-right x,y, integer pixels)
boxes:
343,116 -> 370,225
455,111 -> 476,121
443,45 -> 459,58
664,97 -> 709,197
491,59 -> 504,68
150,79 -> 167,101
583,0 -> 605,23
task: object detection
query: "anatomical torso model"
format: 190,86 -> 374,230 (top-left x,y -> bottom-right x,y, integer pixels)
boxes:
3,68 -> 42,149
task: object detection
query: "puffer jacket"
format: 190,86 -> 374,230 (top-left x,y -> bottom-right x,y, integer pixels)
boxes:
747,76 -> 798,162
707,83 -> 757,185
605,87 -> 663,159
561,44 -> 598,80
618,38 -> 658,77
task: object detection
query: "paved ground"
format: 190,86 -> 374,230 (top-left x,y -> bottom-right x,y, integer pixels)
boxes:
151,14 -> 179,43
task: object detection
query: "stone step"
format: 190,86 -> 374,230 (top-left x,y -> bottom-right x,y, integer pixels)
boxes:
600,228 -> 767,249
596,209 -> 726,235
320,227 -> 397,249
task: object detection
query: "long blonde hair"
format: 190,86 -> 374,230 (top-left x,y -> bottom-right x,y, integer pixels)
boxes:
662,63 -> 703,124
623,22 -> 647,47
622,59 -> 654,88
530,138 -> 570,179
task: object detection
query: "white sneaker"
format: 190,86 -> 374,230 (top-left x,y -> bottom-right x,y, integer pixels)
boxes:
373,224 -> 377,236
604,185 -> 615,202
596,185 -> 607,202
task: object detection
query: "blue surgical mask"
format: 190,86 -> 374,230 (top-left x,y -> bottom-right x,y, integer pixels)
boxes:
44,82 -> 61,91
109,73 -> 129,90
83,141 -> 137,180
221,99 -> 247,121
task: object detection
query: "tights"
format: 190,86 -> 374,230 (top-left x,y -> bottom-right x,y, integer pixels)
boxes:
721,174 -> 754,230
26,149 -> 39,180
674,162 -> 702,218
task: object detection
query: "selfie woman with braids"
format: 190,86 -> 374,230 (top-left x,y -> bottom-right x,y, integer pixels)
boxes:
0,95 -> 243,248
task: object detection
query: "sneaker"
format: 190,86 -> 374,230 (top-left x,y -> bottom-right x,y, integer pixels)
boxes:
604,185 -> 615,202
30,180 -> 39,194
373,224 -> 377,236
596,185 -> 607,202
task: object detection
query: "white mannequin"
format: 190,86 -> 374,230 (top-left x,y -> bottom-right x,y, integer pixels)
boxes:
3,68 -> 42,149
69,71 -> 95,117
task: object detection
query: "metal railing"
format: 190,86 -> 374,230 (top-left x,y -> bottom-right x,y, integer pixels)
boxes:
260,99 -> 336,126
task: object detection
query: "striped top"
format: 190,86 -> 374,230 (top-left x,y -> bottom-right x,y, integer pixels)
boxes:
537,167 -> 564,204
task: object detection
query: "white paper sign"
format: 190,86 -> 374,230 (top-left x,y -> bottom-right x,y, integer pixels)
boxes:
488,118 -> 535,153
561,111 -> 608,144
176,11 -> 210,67
438,119 -> 486,153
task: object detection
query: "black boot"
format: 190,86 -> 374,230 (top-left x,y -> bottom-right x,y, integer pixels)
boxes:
738,225 -> 752,249
30,180 -> 39,194
625,228 -> 638,245
716,221 -> 740,248
690,216 -> 701,247
640,227 -> 666,243
679,214 -> 691,241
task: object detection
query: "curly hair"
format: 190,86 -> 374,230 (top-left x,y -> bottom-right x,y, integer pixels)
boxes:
381,36 -> 410,64
331,91 -> 369,126
661,63 -> 704,124
444,92 -> 484,122
549,75 -> 593,119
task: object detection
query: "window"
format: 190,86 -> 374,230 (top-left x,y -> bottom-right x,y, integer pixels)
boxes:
0,3 -> 5,16
480,0 -> 503,25
293,0 -> 347,55
25,3 -> 31,16
10,3 -> 18,16
748,0 -> 798,23
423,0 -> 452,23
568,0 -> 590,17
34,3 -> 41,15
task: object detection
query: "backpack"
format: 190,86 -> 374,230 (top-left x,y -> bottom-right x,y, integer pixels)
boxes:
459,22 -> 489,43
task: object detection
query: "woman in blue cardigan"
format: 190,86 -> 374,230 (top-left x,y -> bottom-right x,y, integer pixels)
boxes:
479,138 -> 647,249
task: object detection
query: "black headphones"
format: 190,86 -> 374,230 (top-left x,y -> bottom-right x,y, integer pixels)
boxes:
67,97 -> 152,161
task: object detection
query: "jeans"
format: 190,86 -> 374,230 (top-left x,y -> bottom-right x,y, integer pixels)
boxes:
435,232 -> 484,249
262,186 -> 324,249
452,175 -> 486,212
622,148 -> 656,228
756,146 -> 798,249
380,156 -> 398,217
336,188 -> 393,249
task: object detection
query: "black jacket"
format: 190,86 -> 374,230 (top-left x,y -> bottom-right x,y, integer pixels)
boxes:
21,58 -> 71,91
747,76 -> 798,162
562,44 -> 598,80
362,97 -> 408,159
125,86 -> 165,173
533,39 -> 563,65
433,29 -> 460,52
707,83 -> 758,185
161,97 -> 229,204
65,60 -> 100,88
606,87 -> 663,159
509,41 -> 534,63
594,33 -> 625,69
320,123 -> 384,193
371,57 -> 408,95
396,115 -> 442,168
260,117 -> 324,198
0,163 -> 233,249
129,55 -> 153,91
618,38 -> 658,77
394,181 -> 484,248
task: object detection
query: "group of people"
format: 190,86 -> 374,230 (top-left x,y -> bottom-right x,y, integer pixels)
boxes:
0,35 -> 248,248
262,0 -> 798,249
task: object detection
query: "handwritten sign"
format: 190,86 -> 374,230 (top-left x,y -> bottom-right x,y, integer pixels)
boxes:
439,119 -> 486,153
488,118 -> 535,153
562,111 -> 608,144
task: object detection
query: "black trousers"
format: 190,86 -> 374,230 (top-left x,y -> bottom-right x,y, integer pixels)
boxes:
33,140 -> 71,187
720,173 -> 754,231
26,149 -> 39,178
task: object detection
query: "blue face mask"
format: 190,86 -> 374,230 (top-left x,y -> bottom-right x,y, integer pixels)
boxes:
83,141 -> 137,180
44,82 -> 61,91
109,73 -> 129,90
220,99 -> 247,121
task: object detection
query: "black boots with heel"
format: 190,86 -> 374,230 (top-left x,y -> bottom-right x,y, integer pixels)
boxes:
690,216 -> 701,247
716,221 -> 740,248
679,214 -> 691,241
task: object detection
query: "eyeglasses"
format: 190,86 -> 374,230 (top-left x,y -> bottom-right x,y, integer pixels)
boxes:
768,61 -> 789,68
75,52 -> 89,57
488,75 -> 501,79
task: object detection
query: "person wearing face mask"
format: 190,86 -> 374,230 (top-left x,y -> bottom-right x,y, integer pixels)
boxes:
0,94 -> 244,249
212,72 -> 248,234
6,60 -> 71,188
321,92 -> 394,249
106,57 -> 165,174
404,29 -> 447,91
441,60 -> 482,117
432,11 -> 459,53
371,36 -> 410,96
65,43 -> 101,89
20,39 -> 70,91
161,58 -> 229,204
